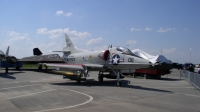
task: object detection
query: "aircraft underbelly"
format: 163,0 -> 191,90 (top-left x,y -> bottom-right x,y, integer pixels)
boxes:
109,63 -> 150,70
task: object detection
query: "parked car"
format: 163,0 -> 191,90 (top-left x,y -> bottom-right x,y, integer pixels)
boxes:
183,63 -> 194,72
172,63 -> 183,70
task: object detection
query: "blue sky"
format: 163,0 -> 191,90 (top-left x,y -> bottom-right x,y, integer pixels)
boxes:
0,0 -> 199,64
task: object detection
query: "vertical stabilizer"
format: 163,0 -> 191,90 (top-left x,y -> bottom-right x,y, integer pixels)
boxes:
5,46 -> 10,57
33,48 -> 43,56
63,33 -> 83,54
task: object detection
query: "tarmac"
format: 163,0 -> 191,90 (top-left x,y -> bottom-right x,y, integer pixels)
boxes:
0,69 -> 200,112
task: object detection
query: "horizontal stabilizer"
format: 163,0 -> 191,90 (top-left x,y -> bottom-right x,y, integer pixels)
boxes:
52,50 -> 71,53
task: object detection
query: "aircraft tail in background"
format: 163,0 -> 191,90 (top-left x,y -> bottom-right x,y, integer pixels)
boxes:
63,33 -> 83,54
33,48 -> 43,56
52,33 -> 84,55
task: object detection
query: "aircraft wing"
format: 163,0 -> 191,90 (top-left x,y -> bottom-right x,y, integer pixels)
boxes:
84,64 -> 104,68
45,63 -> 103,70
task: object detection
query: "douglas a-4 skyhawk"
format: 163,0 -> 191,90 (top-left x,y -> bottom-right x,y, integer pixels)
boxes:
43,34 -> 152,86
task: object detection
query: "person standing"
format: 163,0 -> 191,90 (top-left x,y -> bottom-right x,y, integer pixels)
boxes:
187,65 -> 194,72
198,64 -> 200,74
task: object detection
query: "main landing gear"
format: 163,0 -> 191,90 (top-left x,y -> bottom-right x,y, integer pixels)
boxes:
98,70 -> 122,87
98,72 -> 104,83
5,67 -> 8,73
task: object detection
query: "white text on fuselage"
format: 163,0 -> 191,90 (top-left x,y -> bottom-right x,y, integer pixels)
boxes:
67,58 -> 75,61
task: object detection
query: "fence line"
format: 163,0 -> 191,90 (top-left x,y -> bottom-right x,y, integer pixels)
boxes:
182,70 -> 200,91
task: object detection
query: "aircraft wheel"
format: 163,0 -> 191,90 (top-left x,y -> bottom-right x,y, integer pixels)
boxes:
116,81 -> 121,87
157,74 -> 161,79
98,74 -> 104,83
98,75 -> 104,83
63,75 -> 66,79
5,67 -> 8,73
144,74 -> 149,79
16,66 -> 20,70
38,65 -> 42,70
76,79 -> 81,84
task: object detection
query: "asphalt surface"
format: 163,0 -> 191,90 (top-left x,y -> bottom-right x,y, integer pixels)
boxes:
0,69 -> 200,112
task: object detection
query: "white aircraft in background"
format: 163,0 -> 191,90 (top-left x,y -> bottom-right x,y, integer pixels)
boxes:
43,34 -> 152,86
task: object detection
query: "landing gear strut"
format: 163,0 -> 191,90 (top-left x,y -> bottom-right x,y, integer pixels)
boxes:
98,72 -> 104,83
38,64 -> 42,70
76,78 -> 81,83
111,70 -> 122,87
5,67 -> 8,73
76,73 -> 83,84
116,81 -> 121,87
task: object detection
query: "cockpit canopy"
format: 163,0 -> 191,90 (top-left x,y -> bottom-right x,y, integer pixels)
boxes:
116,46 -> 133,55
116,46 -> 141,58
0,50 -> 5,55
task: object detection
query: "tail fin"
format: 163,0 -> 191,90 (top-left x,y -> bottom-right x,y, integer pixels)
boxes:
5,46 -> 10,57
63,33 -> 83,54
33,48 -> 43,56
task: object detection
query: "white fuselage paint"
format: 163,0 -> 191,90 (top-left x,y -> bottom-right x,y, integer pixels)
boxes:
63,47 -> 150,70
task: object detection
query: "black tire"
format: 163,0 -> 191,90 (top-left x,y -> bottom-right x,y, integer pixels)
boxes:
157,74 -> 161,79
144,74 -> 148,79
76,79 -> 81,84
98,76 -> 103,83
16,66 -> 20,70
116,81 -> 121,87
98,74 -> 104,83
63,75 -> 66,79
5,67 -> 8,73
38,65 -> 42,70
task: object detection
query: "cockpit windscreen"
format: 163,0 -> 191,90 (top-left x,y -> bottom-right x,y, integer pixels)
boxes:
116,46 -> 141,58
116,46 -> 133,55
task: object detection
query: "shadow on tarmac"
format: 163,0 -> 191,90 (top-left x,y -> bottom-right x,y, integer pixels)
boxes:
51,79 -> 172,93
5,69 -> 174,93
158,78 -> 182,81
132,76 -> 182,81
0,71 -> 24,80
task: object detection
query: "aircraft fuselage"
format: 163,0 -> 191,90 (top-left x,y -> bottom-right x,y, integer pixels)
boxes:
62,47 -> 151,71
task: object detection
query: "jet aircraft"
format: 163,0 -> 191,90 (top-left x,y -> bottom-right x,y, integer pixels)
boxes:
0,46 -> 20,73
20,48 -> 64,69
43,34 -> 152,86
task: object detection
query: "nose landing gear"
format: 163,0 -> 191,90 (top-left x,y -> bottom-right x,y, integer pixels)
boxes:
111,69 -> 122,87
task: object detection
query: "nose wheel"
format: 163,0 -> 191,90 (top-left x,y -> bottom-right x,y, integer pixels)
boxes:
116,81 -> 121,87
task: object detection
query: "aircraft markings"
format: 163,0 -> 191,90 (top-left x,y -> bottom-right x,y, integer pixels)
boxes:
112,54 -> 120,65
